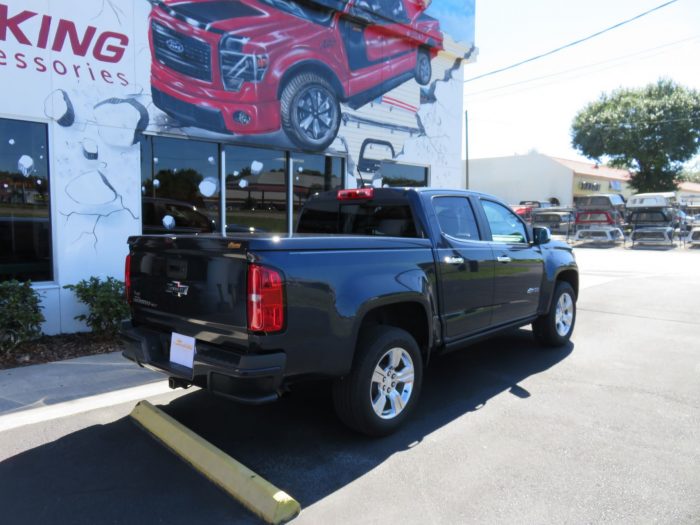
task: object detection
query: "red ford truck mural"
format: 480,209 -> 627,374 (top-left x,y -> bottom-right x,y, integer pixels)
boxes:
148,0 -> 443,151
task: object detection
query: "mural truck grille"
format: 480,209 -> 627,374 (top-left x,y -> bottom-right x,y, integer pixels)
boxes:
152,22 -> 212,82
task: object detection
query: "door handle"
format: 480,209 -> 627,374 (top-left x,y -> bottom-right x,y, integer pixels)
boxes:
497,256 -> 512,263
444,256 -> 464,265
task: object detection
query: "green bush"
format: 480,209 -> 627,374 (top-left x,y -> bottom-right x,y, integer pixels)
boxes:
64,277 -> 129,338
0,280 -> 45,352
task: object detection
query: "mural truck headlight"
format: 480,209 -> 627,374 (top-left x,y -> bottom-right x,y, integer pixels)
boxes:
220,35 -> 268,92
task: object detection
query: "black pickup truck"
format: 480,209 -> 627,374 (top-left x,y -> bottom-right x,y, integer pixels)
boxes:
121,188 -> 578,436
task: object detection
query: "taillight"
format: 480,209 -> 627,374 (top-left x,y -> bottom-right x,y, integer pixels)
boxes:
337,188 -> 374,200
124,254 -> 132,305
247,264 -> 284,332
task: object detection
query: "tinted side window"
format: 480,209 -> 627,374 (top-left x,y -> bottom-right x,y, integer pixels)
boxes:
433,197 -> 480,241
481,200 -> 528,243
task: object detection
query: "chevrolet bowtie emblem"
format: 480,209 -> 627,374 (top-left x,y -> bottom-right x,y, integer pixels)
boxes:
165,281 -> 189,297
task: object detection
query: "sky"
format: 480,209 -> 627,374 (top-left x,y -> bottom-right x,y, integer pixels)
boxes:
463,0 -> 700,167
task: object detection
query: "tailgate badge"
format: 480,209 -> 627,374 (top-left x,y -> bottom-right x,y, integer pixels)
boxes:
165,281 -> 189,297
228,242 -> 241,249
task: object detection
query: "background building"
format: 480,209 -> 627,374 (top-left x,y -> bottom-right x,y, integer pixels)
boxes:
0,0 -> 476,334
468,152 -> 637,205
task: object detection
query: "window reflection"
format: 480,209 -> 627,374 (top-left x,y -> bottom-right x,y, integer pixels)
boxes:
292,153 -> 343,225
0,118 -> 52,281
224,146 -> 287,233
380,161 -> 428,187
141,136 -> 218,234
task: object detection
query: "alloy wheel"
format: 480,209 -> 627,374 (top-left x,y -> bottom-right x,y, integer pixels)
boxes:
370,347 -> 415,420
555,292 -> 574,337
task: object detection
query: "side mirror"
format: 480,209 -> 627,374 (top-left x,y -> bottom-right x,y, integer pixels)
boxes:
532,226 -> 551,245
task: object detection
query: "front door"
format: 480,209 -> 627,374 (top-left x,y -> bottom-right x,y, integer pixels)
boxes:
477,199 -> 544,326
432,196 -> 495,340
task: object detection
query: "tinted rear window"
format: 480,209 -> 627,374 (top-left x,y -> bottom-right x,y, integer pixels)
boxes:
297,199 -> 419,237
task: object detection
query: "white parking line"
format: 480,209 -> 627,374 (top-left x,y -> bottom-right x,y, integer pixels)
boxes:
0,381 -> 173,433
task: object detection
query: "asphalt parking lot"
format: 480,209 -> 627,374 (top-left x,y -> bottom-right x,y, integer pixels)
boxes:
1,244 -> 699,524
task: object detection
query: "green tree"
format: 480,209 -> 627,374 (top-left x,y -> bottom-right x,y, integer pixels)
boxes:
571,79 -> 700,192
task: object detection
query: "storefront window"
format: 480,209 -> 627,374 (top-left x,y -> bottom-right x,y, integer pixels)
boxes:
292,153 -> 343,225
380,161 -> 429,187
141,138 -> 345,235
0,118 -> 52,281
224,146 -> 287,233
141,136 -> 219,234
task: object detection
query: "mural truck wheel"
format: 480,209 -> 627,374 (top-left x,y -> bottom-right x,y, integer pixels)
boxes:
280,72 -> 340,151
415,49 -> 432,86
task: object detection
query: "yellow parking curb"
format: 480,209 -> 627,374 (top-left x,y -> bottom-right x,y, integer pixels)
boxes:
130,400 -> 300,524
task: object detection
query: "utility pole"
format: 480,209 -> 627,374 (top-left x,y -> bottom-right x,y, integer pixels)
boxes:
464,110 -> 469,189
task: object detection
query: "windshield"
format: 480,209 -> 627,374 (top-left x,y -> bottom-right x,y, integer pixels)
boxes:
257,0 -> 335,24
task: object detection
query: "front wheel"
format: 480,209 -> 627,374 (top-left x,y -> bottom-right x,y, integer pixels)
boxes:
280,72 -> 340,151
414,49 -> 432,86
333,326 -> 423,436
533,281 -> 576,347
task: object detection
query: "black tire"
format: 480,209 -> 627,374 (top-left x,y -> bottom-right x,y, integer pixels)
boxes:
533,281 -> 576,347
333,326 -> 423,437
280,72 -> 340,151
414,49 -> 432,86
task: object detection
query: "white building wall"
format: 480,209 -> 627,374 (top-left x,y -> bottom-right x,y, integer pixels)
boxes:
468,153 -> 574,205
0,0 -> 474,334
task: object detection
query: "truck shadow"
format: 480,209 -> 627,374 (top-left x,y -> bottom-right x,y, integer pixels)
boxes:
0,329 -> 572,524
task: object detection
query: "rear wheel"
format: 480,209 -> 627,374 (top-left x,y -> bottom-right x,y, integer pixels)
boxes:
333,326 -> 423,436
533,281 -> 576,347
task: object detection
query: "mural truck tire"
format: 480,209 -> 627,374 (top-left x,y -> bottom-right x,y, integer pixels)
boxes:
280,72 -> 340,152
415,48 -> 432,86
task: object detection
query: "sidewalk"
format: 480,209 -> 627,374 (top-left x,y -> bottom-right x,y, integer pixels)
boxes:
0,351 -> 165,416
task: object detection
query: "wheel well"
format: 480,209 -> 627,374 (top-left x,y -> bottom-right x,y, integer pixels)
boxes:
277,61 -> 344,100
357,302 -> 429,360
557,270 -> 579,299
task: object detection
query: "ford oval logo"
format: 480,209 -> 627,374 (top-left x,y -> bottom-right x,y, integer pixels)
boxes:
166,38 -> 185,54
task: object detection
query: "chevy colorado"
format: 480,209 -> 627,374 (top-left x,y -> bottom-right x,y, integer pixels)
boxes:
121,187 -> 578,435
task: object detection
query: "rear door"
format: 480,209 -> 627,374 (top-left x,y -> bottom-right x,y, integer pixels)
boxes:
431,195 -> 495,339
476,198 -> 544,326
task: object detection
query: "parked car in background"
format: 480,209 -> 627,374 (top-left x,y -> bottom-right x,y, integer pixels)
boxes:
573,209 -> 624,242
627,208 -> 675,246
519,200 -> 552,209
531,209 -> 575,235
574,194 -> 626,215
626,192 -> 676,210
511,204 -> 534,222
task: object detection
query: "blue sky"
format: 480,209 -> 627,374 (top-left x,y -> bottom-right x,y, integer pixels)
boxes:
462,0 -> 700,167
427,0 -> 475,46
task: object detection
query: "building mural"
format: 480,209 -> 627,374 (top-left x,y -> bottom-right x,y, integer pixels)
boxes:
0,0 -> 475,333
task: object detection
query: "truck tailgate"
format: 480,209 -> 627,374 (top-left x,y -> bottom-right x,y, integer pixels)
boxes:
128,235 -> 249,347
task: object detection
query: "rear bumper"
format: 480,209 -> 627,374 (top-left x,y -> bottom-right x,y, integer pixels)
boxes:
120,321 -> 285,404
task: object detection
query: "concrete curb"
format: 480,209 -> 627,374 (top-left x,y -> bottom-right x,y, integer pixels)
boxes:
130,400 -> 300,524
